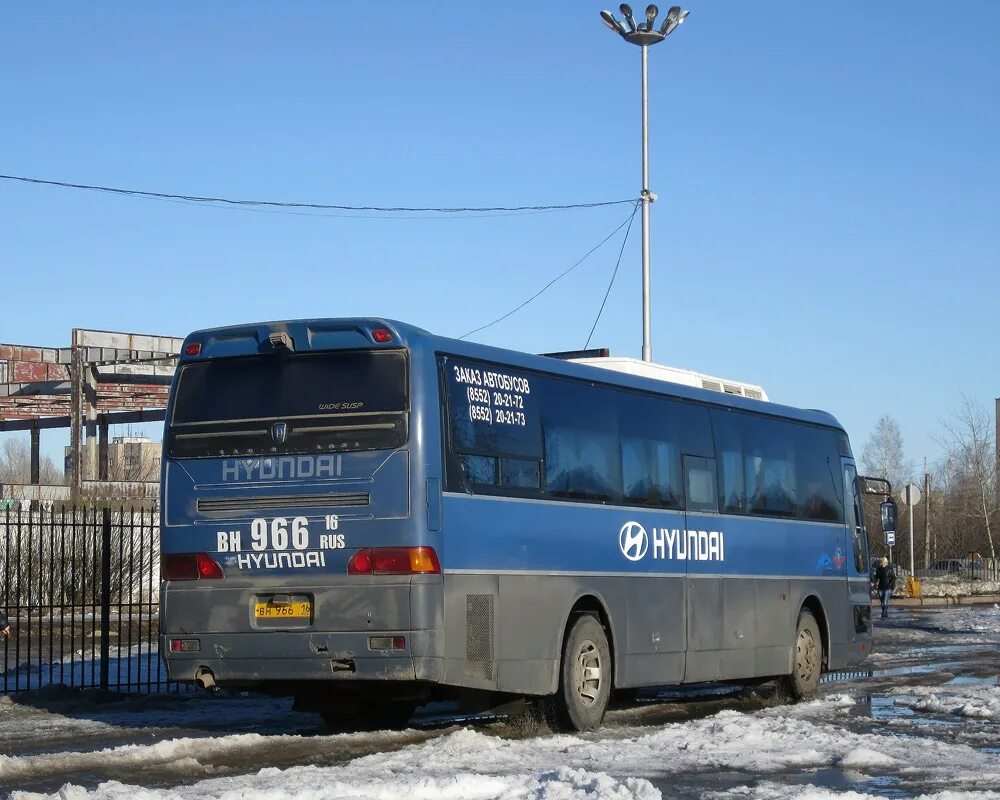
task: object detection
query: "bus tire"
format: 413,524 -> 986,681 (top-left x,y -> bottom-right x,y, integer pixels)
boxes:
783,608 -> 822,700
552,614 -> 612,731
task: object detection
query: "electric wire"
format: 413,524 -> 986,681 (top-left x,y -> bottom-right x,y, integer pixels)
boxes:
459,205 -> 639,341
0,173 -> 638,215
584,200 -> 640,349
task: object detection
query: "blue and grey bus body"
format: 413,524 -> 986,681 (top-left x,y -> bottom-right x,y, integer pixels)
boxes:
160,318 -> 871,711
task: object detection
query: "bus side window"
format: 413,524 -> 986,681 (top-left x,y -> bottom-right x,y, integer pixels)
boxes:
618,391 -> 682,509
710,409 -> 746,513
461,454 -> 496,486
542,383 -> 621,503
844,465 -> 868,573
684,456 -> 718,513
499,457 -> 540,490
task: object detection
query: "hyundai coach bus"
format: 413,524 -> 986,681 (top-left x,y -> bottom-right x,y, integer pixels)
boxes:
160,317 -> 877,731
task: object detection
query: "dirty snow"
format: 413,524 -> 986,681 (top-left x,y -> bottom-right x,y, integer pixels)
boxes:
4,606 -> 1000,799
6,694 -> 1000,799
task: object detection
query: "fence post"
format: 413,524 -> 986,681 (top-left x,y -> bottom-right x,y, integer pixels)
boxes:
99,507 -> 112,691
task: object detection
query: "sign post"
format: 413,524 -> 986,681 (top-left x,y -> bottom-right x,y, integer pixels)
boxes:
902,483 -> 922,598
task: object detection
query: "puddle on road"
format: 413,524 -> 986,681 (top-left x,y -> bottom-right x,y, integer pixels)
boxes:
649,766 -> 911,800
855,694 -> 960,728
946,674 -> 998,686
785,767 -> 908,798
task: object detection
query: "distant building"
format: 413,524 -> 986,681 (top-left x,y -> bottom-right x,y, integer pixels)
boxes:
64,435 -> 161,484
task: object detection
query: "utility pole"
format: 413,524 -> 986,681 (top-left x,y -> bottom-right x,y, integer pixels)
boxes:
924,462 -> 931,571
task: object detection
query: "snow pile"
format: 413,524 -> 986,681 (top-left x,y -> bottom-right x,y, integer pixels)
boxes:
10,762 -> 659,800
890,684 -> 1000,719
8,699 -> 1000,800
920,577 -> 1000,598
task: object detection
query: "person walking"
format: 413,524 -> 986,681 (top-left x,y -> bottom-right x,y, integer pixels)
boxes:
0,608 -> 10,638
872,557 -> 896,619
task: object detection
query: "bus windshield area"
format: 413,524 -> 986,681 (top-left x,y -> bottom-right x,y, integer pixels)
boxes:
167,349 -> 408,459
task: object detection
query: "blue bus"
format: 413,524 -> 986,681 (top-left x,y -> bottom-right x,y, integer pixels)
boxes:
160,318 -> 875,731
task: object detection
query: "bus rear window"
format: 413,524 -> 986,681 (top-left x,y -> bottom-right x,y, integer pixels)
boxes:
168,350 -> 407,458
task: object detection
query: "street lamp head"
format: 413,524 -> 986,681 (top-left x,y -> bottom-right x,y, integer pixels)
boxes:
644,5 -> 659,32
619,3 -> 638,33
601,2 -> 687,46
600,9 -> 628,35
659,5 -> 689,36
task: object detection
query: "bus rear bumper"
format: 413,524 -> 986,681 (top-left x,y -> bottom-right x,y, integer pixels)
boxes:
160,629 -> 443,686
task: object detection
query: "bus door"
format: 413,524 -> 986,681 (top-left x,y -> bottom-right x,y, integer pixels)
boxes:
842,461 -> 872,639
681,453 -> 724,681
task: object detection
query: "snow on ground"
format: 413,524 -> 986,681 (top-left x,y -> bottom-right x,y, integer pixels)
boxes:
6,694 -> 1000,800
919,578 -> 1000,598
889,683 -> 1000,719
2,643 -> 168,695
914,604 -> 1000,633
704,784 -> 1000,800
4,606 -> 1000,800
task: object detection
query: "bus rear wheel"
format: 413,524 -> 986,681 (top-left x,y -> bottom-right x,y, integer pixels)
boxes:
783,608 -> 822,700
552,614 -> 612,732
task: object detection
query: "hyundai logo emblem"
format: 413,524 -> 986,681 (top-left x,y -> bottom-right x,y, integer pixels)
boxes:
619,521 -> 648,562
270,422 -> 288,445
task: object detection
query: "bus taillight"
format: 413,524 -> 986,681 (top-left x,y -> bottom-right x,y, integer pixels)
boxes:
347,547 -> 440,575
161,553 -> 225,581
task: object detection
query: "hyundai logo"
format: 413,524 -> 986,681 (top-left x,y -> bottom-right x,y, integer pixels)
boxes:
619,521 -> 648,562
270,422 -> 288,445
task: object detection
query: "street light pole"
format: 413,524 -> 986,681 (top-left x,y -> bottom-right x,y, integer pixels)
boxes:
600,4 -> 689,363
640,43 -> 651,363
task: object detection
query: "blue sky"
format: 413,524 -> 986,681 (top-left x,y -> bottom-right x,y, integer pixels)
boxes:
1,1 -> 997,474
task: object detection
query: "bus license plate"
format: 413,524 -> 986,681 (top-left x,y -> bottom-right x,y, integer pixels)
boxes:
254,601 -> 312,619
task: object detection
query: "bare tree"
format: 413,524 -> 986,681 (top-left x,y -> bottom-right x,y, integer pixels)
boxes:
860,415 -> 911,493
936,397 -> 997,561
0,438 -> 62,485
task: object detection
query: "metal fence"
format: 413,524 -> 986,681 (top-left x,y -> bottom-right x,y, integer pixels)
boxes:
0,505 -> 184,694
863,501 -> 1000,597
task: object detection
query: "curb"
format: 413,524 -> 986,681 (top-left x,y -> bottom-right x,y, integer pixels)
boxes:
873,595 -> 1000,608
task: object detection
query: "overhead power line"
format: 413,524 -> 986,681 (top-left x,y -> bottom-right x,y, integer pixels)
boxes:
585,202 -> 640,349
0,173 -> 638,215
460,201 -> 641,341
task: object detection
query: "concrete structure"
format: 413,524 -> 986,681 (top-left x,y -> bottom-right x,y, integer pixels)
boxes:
0,328 -> 180,500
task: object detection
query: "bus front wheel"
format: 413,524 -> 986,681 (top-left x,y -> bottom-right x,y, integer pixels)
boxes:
783,608 -> 822,700
552,614 -> 612,731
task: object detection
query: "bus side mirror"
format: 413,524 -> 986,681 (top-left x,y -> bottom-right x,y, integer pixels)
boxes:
880,500 -> 897,533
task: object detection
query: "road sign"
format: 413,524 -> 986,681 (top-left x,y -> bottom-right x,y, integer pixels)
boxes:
903,483 -> 921,507
886,531 -> 896,546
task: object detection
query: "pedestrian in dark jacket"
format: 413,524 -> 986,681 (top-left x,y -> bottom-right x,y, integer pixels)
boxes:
872,557 -> 896,619
0,608 -> 10,638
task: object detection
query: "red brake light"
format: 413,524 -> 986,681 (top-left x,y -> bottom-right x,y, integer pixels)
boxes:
372,548 -> 412,574
371,328 -> 393,343
347,548 -> 374,575
196,553 -> 224,579
347,547 -> 440,575
161,553 -> 224,581
184,342 -> 202,356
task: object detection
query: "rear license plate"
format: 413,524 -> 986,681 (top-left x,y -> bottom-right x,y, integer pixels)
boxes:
254,601 -> 312,619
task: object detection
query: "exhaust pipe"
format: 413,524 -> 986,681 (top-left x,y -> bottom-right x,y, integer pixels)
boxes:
195,667 -> 218,691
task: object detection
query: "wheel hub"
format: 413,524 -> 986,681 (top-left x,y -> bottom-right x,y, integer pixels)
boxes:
574,639 -> 602,705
